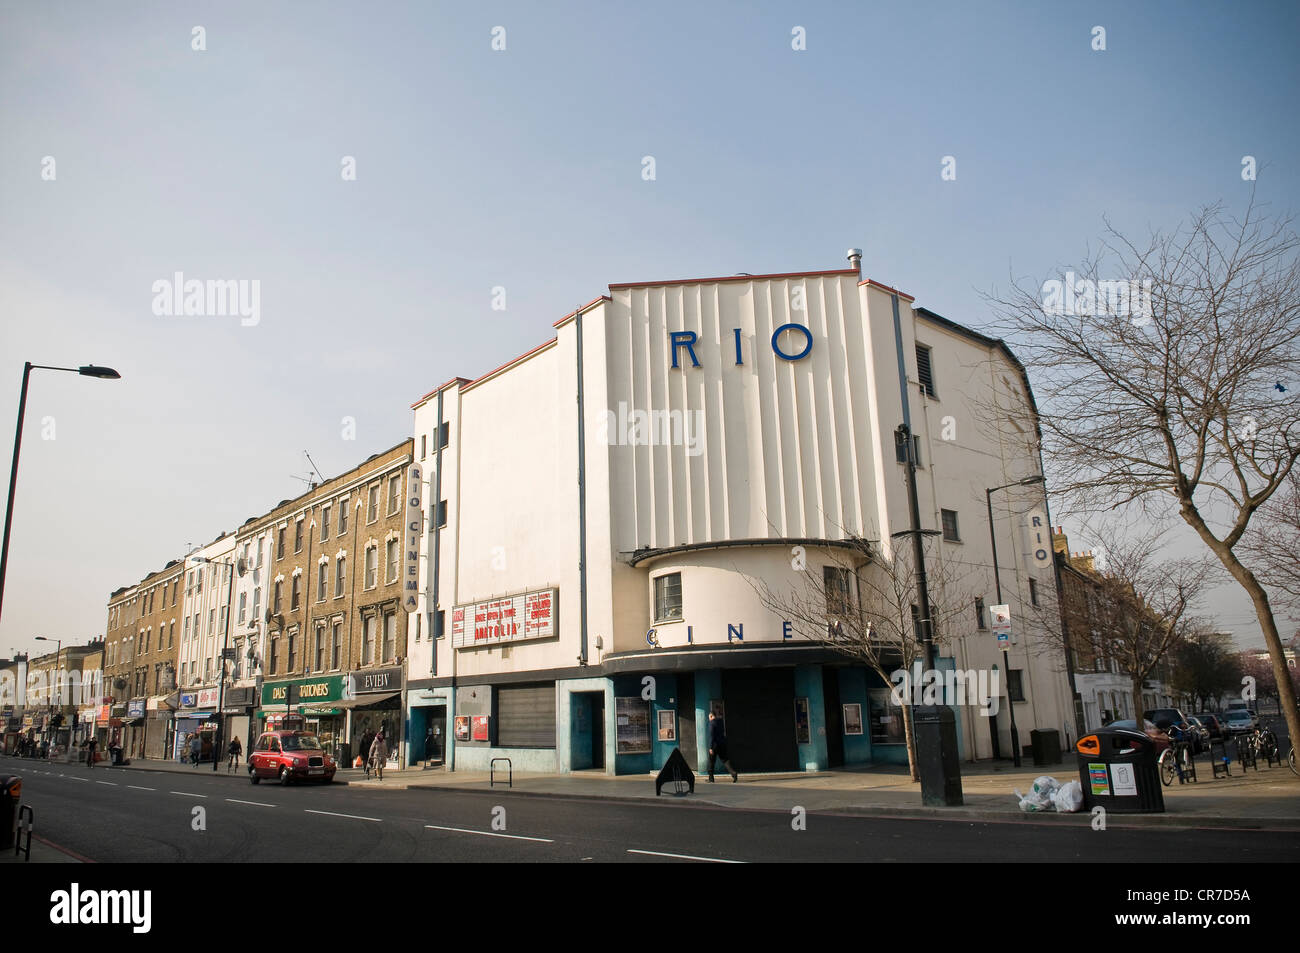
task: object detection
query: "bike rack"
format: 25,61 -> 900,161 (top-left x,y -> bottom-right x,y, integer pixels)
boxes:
490,757 -> 512,788
14,804 -> 33,862
1174,742 -> 1197,784
1234,735 -> 1258,772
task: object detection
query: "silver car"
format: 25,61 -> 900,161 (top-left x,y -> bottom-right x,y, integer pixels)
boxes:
1222,710 -> 1254,734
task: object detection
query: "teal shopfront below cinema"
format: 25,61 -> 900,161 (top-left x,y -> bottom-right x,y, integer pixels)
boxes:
591,652 -> 965,776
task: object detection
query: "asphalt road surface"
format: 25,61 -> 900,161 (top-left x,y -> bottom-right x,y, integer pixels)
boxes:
7,758 -> 1298,863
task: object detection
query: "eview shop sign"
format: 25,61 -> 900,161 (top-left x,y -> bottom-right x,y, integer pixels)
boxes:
260,674 -> 347,707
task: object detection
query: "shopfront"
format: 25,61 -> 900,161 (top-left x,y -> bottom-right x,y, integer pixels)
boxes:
344,665 -> 405,770
125,698 -> 147,759
173,691 -> 206,762
145,694 -> 173,760
222,686 -> 256,754
258,674 -> 348,753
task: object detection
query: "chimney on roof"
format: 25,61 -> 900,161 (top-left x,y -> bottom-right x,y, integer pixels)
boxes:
846,248 -> 863,278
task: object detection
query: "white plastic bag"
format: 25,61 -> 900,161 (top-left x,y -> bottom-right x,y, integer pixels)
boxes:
1014,775 -> 1060,812
1051,779 -> 1083,813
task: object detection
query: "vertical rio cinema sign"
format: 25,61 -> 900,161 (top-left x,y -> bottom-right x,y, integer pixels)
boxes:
404,463 -> 422,613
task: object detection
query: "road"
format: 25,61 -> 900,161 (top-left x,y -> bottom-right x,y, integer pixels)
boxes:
6,757 -> 1299,863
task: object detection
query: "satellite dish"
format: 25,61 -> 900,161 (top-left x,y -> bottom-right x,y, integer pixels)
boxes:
236,558 -> 248,577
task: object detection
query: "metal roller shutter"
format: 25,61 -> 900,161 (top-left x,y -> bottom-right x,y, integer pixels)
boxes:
496,683 -> 556,748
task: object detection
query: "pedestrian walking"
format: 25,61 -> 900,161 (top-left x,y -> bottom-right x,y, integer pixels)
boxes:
368,729 -> 388,781
706,710 -> 738,783
359,729 -> 375,779
86,736 -> 97,768
227,736 -> 242,772
189,733 -> 202,767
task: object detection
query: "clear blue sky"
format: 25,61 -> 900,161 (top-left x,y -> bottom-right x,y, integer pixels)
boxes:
1,1 -> 1297,657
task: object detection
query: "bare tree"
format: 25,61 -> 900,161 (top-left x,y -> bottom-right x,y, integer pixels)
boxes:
985,196 -> 1300,749
746,538 -> 979,781
1047,529 -> 1214,719
1239,469 -> 1300,619
1170,629 -> 1242,713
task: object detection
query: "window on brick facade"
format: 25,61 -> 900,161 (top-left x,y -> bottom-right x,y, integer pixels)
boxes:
291,575 -> 301,611
335,557 -> 346,597
367,484 -> 379,523
339,500 -> 348,535
365,546 -> 377,589
386,539 -> 398,584
318,562 -> 327,600
387,475 -> 400,514
294,519 -> 304,554
321,506 -> 330,542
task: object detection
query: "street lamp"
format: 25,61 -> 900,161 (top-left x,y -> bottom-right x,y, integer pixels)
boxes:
190,555 -> 235,772
984,475 -> 1044,768
1,363 -> 121,625
34,636 -> 62,754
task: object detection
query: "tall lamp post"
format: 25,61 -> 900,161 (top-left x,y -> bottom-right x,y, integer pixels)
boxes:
190,555 -> 235,772
984,475 -> 1045,769
1,363 -> 121,625
34,636 -> 62,755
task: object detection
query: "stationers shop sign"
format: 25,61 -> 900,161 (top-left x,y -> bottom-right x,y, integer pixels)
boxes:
260,674 -> 347,707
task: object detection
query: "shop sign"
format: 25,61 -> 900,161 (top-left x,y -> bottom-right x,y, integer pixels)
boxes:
403,463 -> 422,614
224,686 -> 254,708
197,688 -> 220,708
353,666 -> 402,694
127,699 -> 146,719
261,674 -> 346,707
452,588 -> 557,648
180,692 -> 197,709
98,704 -> 111,721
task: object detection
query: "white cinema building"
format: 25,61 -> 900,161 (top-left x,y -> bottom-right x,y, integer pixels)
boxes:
402,255 -> 1075,775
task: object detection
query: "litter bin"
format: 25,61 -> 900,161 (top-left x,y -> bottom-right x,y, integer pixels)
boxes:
1030,729 -> 1061,766
0,775 -> 20,850
335,743 -> 351,769
1076,727 -> 1165,813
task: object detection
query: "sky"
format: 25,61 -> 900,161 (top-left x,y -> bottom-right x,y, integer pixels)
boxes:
1,0 -> 1297,659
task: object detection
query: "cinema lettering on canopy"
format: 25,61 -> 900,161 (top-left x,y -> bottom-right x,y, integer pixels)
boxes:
406,256 -> 1075,776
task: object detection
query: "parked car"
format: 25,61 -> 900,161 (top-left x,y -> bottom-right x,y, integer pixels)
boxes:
248,731 -> 336,785
1194,713 -> 1226,741
1142,707 -> 1193,738
1106,719 -> 1172,757
1221,709 -> 1255,735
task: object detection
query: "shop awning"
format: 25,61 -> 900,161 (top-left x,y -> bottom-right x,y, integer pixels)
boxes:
332,692 -> 400,709
176,712 -> 214,720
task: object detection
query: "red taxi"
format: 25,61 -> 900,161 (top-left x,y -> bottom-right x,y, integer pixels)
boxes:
248,730 -> 336,785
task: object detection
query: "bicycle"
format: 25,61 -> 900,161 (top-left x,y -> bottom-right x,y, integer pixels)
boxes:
1255,724 -> 1280,764
1159,745 -> 1192,786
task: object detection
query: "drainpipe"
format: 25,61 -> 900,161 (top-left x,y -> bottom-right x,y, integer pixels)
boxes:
576,304 -> 589,666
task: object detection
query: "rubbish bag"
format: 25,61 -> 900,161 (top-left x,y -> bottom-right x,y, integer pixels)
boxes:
1051,779 -> 1083,813
1014,775 -> 1060,812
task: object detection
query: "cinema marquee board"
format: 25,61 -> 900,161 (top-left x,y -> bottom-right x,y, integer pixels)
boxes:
451,588 -> 558,649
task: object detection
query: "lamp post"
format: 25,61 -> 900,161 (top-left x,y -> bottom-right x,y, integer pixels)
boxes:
1,363 -> 120,626
190,555 -> 235,772
34,636 -> 62,754
984,475 -> 1045,768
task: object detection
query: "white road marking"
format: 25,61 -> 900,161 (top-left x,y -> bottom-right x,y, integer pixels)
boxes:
627,849 -> 743,863
127,785 -> 156,791
305,809 -> 382,822
170,792 -> 207,798
65,776 -> 88,782
226,799 -> 276,808
424,825 -> 553,843
96,781 -> 117,786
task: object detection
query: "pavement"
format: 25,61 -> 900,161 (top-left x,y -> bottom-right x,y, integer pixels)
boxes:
5,749 -> 1297,833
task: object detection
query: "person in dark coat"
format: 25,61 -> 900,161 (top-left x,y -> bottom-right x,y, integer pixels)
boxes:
86,736 -> 98,768
227,736 -> 242,772
707,710 -> 738,783
358,729 -> 375,778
